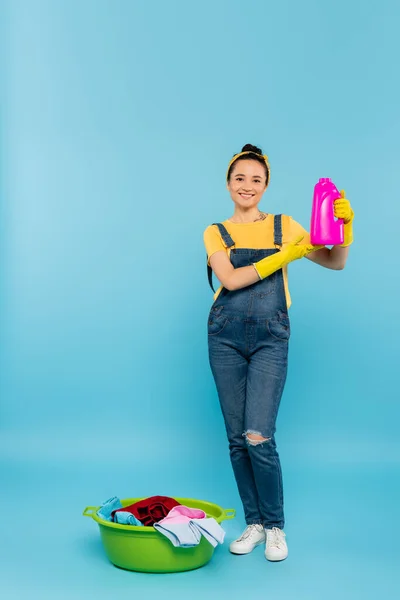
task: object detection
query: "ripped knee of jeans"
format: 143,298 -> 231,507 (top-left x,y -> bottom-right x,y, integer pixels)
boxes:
243,430 -> 271,447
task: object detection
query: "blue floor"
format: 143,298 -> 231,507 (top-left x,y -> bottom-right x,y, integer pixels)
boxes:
1,429 -> 399,600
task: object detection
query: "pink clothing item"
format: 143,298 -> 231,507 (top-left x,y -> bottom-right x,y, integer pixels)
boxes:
159,505 -> 206,524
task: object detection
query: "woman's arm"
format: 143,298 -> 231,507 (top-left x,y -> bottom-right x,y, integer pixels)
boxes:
305,245 -> 349,270
209,251 -> 259,291
209,236 -> 319,290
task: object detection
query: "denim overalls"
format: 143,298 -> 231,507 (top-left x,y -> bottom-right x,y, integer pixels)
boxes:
207,215 -> 289,529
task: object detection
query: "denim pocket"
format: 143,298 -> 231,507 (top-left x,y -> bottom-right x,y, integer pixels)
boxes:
266,310 -> 291,341
208,307 -> 229,336
253,270 -> 277,298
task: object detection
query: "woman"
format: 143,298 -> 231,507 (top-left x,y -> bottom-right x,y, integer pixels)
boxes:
203,144 -> 354,562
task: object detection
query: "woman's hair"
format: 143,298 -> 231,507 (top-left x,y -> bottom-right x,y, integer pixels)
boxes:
227,143 -> 270,186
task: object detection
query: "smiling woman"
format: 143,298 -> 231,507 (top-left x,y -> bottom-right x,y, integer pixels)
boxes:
203,143 -> 354,562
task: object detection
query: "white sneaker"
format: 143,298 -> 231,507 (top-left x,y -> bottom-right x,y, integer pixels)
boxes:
229,524 -> 266,555
264,527 -> 288,561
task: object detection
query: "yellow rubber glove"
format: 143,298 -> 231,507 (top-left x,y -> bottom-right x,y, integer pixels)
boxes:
334,190 -> 354,247
253,236 -> 323,280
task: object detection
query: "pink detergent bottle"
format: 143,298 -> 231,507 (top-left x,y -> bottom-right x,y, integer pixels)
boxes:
310,178 -> 344,245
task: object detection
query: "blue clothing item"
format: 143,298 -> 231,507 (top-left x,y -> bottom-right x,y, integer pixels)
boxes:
154,522 -> 201,547
114,511 -> 143,526
96,496 -> 123,522
207,215 -> 287,530
154,517 -> 225,548
190,518 -> 226,548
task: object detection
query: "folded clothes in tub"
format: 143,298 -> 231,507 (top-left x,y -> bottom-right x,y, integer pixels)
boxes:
154,505 -> 225,548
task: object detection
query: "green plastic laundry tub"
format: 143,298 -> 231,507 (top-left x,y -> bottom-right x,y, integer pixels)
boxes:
83,497 -> 236,573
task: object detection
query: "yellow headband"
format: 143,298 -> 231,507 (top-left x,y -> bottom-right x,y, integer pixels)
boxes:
226,151 -> 270,185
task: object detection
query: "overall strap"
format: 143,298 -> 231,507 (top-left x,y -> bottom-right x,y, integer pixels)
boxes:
207,223 -> 235,293
274,214 -> 283,248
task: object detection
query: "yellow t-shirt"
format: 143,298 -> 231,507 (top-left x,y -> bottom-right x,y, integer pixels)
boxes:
203,214 -> 310,309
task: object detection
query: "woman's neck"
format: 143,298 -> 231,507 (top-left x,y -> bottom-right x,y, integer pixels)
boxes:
228,210 -> 267,224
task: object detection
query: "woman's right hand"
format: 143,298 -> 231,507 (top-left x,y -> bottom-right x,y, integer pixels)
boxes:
282,235 -> 324,262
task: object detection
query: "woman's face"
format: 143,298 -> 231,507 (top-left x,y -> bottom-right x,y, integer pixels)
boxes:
227,159 -> 268,209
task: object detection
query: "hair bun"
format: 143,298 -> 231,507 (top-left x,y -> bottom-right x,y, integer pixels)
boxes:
241,143 -> 262,155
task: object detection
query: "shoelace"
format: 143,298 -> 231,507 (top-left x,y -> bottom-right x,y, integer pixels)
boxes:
266,527 -> 286,548
236,524 -> 263,542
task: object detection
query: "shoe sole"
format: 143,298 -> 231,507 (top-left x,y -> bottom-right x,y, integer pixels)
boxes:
229,539 -> 265,555
265,553 -> 288,562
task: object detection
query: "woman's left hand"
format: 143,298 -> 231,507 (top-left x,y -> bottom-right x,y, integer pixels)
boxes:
334,190 -> 354,223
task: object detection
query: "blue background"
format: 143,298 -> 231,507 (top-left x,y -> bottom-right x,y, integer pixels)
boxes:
1,0 -> 399,598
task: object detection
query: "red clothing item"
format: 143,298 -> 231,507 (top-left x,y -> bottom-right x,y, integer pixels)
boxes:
112,496 -> 181,526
